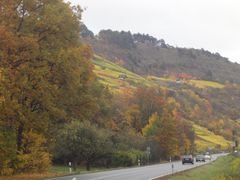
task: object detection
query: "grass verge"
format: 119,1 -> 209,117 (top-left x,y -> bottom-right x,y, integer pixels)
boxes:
0,165 -> 117,180
157,155 -> 238,180
0,173 -> 61,180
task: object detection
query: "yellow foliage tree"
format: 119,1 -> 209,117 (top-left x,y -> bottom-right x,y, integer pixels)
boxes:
142,110 -> 179,158
16,131 -> 51,173
142,112 -> 159,137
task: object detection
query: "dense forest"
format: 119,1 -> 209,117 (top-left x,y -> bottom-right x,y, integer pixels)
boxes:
0,0 -> 239,177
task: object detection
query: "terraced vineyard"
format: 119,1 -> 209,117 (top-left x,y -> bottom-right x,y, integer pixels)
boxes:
93,56 -> 156,92
93,56 -> 225,92
148,76 -> 225,89
189,80 -> 224,89
193,124 -> 231,152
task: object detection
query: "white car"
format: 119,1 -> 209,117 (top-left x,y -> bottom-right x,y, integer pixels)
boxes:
204,154 -> 212,160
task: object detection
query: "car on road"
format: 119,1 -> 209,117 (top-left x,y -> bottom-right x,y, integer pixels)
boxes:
196,155 -> 205,162
182,155 -> 194,164
204,154 -> 212,160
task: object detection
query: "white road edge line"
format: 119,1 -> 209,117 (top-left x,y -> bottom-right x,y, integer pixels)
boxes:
147,171 -> 173,180
148,156 -> 222,180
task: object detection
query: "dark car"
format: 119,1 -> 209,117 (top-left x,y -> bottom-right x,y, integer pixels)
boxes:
182,155 -> 194,164
196,155 -> 205,162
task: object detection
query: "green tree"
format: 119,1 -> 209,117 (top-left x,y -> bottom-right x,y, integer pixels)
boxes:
55,121 -> 113,171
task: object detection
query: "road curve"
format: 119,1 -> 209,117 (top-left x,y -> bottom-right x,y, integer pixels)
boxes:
48,153 -> 228,180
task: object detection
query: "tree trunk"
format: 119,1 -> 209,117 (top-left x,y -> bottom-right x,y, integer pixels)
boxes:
86,161 -> 90,171
17,122 -> 24,153
73,160 -> 77,171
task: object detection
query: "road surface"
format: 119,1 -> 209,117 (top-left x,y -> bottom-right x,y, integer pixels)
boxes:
49,153 -> 227,180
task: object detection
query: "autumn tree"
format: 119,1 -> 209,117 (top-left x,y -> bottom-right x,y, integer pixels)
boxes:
131,87 -> 164,130
142,110 -> 179,159
141,89 -> 194,159
0,0 -> 96,174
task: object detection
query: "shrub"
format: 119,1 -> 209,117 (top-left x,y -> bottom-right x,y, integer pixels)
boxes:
111,150 -> 146,167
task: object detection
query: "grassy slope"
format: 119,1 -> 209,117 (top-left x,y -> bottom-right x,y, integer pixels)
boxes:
163,155 -> 236,180
92,55 -> 230,152
193,124 -> 231,152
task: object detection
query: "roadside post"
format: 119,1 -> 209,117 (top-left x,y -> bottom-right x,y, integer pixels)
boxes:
146,146 -> 151,165
171,163 -> 174,175
138,159 -> 140,166
69,162 -> 72,173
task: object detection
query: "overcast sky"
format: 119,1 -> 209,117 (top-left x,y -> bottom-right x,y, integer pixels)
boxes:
68,0 -> 240,63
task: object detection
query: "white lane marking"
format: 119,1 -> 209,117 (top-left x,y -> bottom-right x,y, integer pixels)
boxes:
147,171 -> 172,180
72,178 -> 76,180
90,169 -> 143,180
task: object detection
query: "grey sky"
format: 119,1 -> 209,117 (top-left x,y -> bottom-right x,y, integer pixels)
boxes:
68,0 -> 240,63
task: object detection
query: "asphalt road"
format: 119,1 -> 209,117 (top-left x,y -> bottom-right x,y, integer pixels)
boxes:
49,153 -> 228,180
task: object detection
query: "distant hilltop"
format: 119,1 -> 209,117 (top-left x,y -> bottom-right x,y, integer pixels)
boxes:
81,23 -> 240,84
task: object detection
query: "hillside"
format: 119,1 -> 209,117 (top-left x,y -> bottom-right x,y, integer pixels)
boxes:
92,55 -> 232,152
193,124 -> 231,152
84,25 -> 240,154
93,56 -> 226,91
83,26 -> 240,143
93,55 -> 155,92
82,27 -> 240,84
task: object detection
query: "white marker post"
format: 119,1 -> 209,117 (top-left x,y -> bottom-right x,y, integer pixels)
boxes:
69,162 -> 72,173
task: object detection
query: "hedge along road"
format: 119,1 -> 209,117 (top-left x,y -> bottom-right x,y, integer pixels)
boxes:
48,153 -> 228,180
